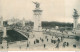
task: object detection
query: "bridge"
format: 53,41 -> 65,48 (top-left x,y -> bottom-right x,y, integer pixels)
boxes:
13,28 -> 29,38
6,26 -> 29,39
3,26 -> 80,41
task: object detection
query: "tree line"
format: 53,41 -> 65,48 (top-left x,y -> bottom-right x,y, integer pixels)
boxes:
42,21 -> 73,28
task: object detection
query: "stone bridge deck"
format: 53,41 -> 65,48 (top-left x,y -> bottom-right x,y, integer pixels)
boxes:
13,28 -> 29,39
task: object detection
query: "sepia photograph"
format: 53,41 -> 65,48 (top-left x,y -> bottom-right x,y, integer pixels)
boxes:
0,0 -> 80,51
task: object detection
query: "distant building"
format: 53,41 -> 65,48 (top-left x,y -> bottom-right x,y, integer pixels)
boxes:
8,18 -> 20,25
3,21 -> 8,27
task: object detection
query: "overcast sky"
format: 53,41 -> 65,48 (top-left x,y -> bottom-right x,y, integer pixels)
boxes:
0,0 -> 80,23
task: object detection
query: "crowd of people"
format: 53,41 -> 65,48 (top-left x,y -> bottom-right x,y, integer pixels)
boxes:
25,35 -> 72,49
0,33 -> 77,49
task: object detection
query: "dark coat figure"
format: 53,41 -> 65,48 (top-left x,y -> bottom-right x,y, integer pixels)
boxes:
47,39 -> 48,42
34,41 -> 36,44
36,39 -> 39,43
56,38 -> 60,48
63,42 -> 66,47
53,40 -> 56,44
41,39 -> 44,42
44,44 -> 46,48
27,44 -> 29,47
57,38 -> 60,43
1,46 -> 3,49
40,37 -> 41,40
66,42 -> 69,46
51,39 -> 54,43
73,44 -> 76,48
28,35 -> 29,38
56,43 -> 59,48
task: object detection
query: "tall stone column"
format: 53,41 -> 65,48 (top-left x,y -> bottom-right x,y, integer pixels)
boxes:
0,17 -> 3,27
33,3 -> 43,31
73,18 -> 78,30
3,27 -> 7,38
73,9 -> 79,31
32,2 -> 43,38
2,27 -> 7,49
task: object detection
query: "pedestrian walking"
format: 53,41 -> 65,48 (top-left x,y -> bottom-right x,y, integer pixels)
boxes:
27,44 -> 29,47
1,46 -> 3,49
44,44 -> 46,48
42,39 -> 44,42
66,42 -> 69,46
57,38 -> 60,43
53,40 -> 56,44
73,44 -> 76,48
40,37 -> 41,40
56,43 -> 59,48
63,42 -> 66,47
61,37 -> 63,41
34,41 -> 36,44
47,39 -> 48,42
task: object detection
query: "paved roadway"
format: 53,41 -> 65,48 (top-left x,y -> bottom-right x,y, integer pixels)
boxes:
0,30 -> 79,50
7,34 -> 79,50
